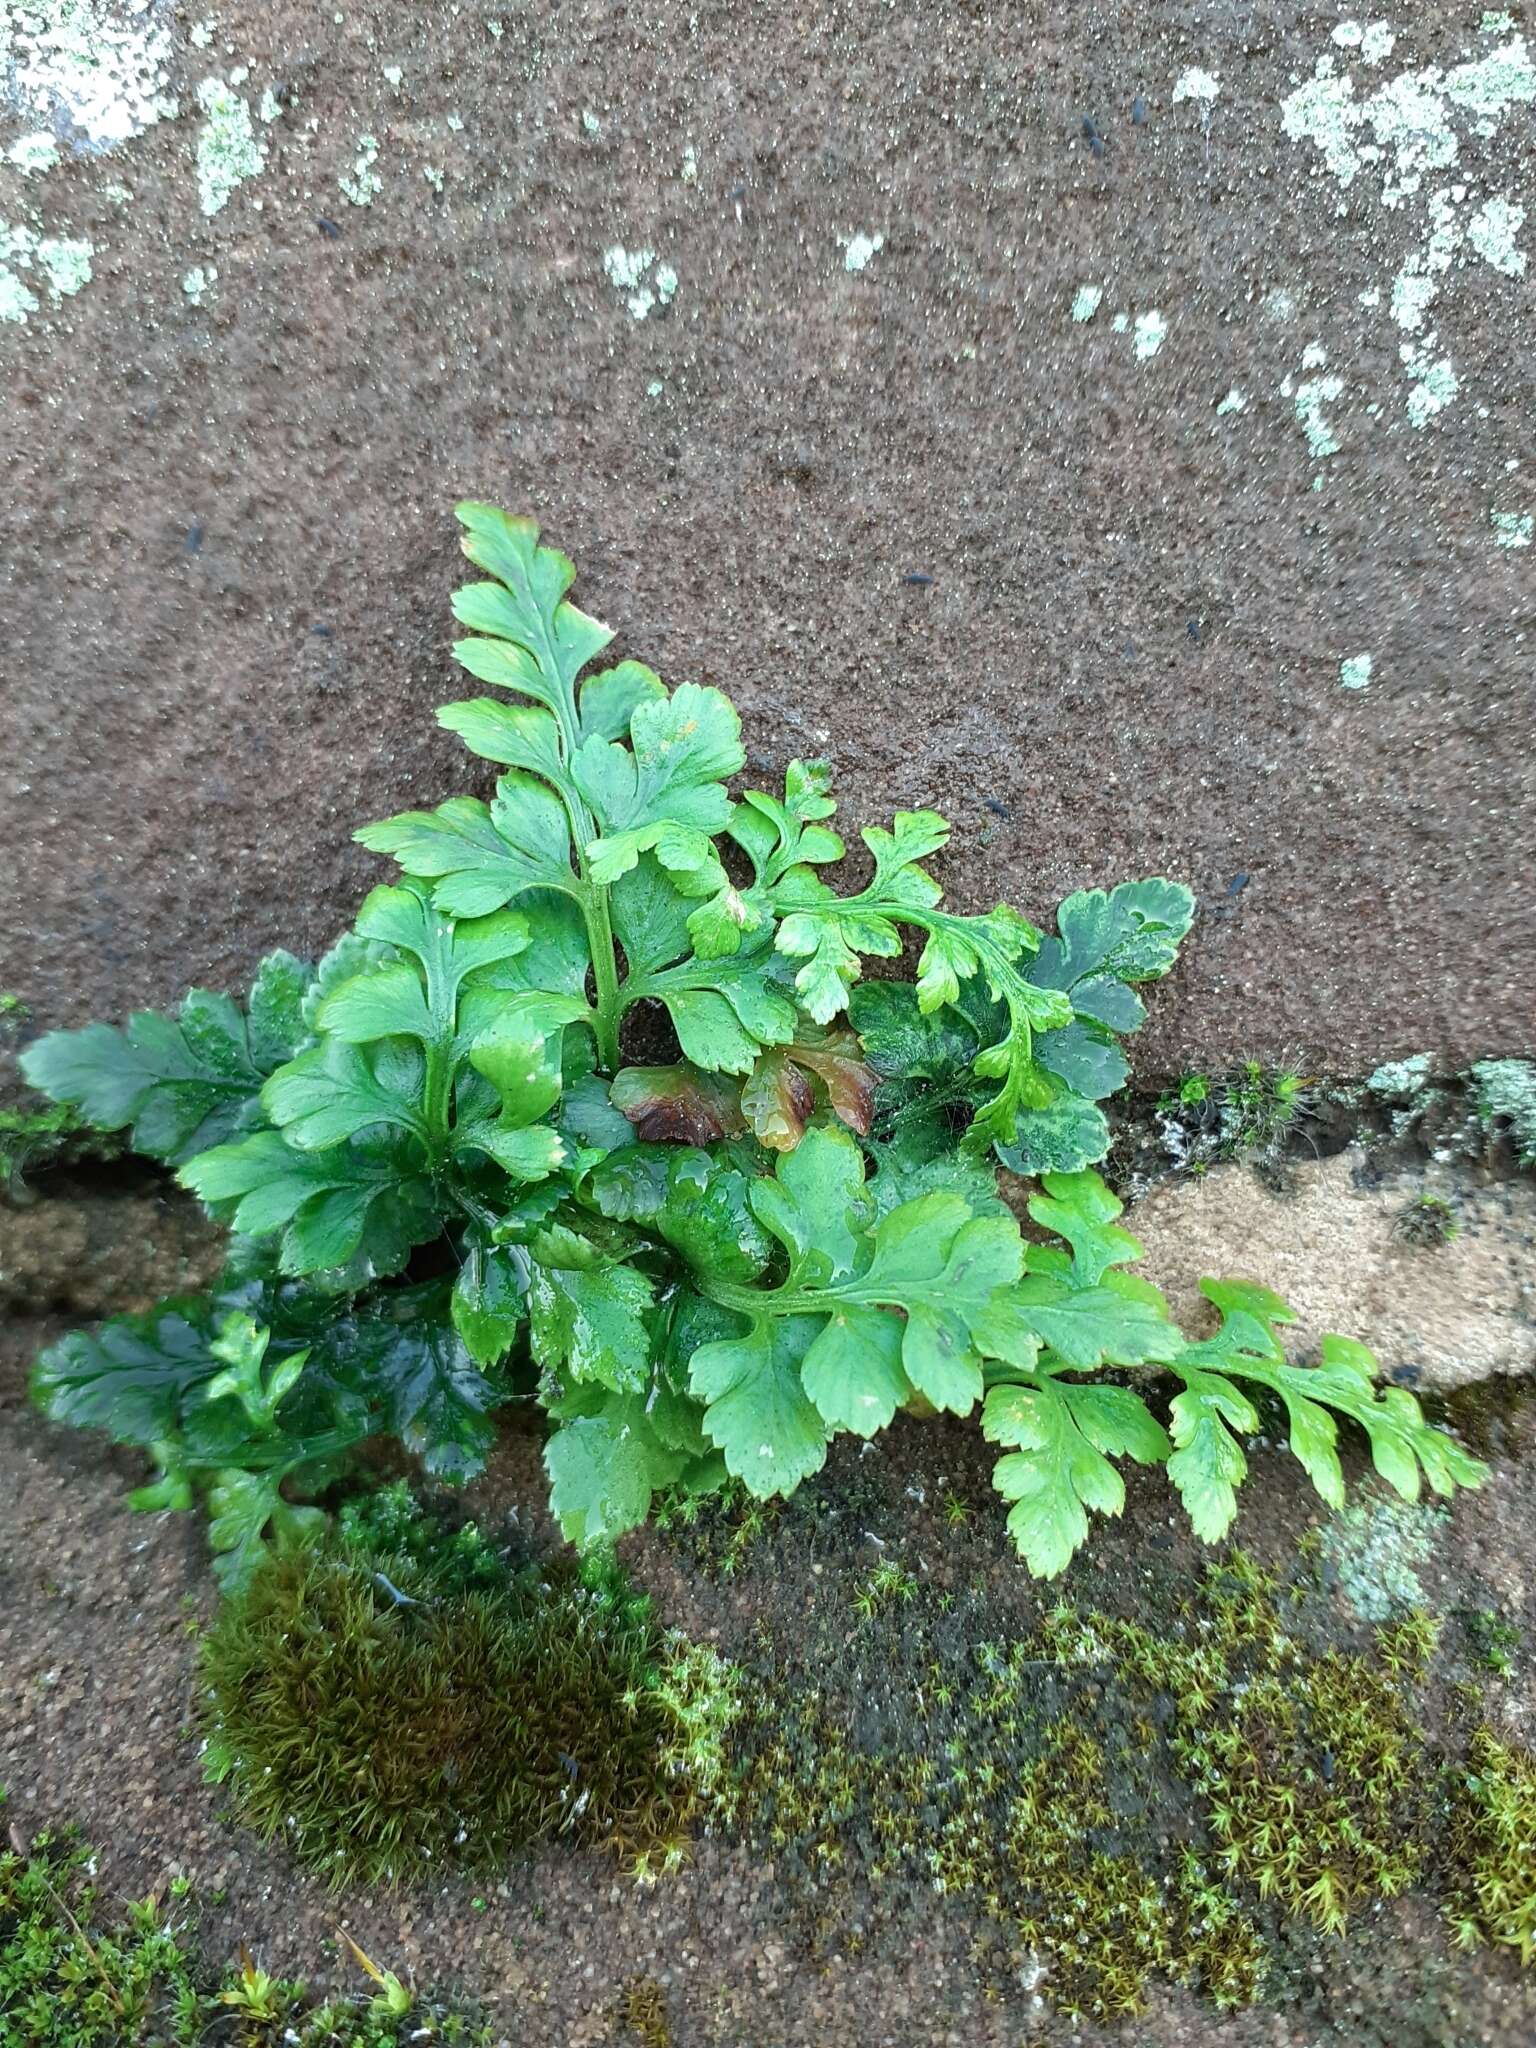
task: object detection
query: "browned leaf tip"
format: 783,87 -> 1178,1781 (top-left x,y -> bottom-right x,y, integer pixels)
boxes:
741,1046 -> 816,1151
609,1064 -> 746,1146
790,1026 -> 881,1136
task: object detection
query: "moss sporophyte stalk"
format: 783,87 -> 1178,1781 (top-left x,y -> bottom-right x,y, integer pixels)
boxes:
18,507 -> 1483,1588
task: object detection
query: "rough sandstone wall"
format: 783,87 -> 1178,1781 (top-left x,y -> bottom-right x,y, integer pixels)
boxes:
3,3 -> 1532,1077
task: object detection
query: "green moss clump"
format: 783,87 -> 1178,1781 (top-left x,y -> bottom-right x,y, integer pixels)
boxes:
1463,1608 -> 1522,1678
1156,1061 -> 1315,1174
651,1478 -> 781,1579
1447,1730 -> 1536,1963
199,1491 -> 739,1887
335,1479 -> 509,1592
1395,1191 -> 1459,1247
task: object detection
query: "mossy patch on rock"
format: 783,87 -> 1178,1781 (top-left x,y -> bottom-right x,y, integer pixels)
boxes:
1447,1729 -> 1536,1964
700,1543 -> 1534,2021
198,1486 -> 737,1887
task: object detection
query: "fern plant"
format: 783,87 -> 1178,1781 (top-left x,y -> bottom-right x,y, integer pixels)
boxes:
19,506 -> 1484,1585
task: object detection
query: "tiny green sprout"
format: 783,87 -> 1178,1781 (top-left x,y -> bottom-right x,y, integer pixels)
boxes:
1179,1073 -> 1210,1105
943,1492 -> 973,1527
1376,1611 -> 1440,1683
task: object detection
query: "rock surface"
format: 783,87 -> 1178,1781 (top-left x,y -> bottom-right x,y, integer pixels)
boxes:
2,5 -> 1533,1076
1130,1148 -> 1536,1393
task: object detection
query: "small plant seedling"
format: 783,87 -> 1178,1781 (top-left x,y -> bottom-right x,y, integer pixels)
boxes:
219,1947 -> 292,2024
17,508 -> 1484,1581
338,1931 -> 412,2017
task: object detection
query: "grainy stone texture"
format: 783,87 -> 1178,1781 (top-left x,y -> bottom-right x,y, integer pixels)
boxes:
0,1183 -> 221,1314
1,4 -> 1533,1081
1130,1147 -> 1536,1392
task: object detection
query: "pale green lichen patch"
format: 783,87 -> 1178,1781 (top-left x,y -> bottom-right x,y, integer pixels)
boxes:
1070,281 -> 1103,322
5,131 -> 59,175
1390,266 -> 1439,334
1367,1052 -> 1433,1100
1339,652 -> 1373,689
1471,1058 -> 1536,1167
1295,373 -> 1345,457
1444,34 -> 1536,126
1215,386 -> 1247,415
339,132 -> 381,206
1,0 -> 176,152
1281,31 -> 1536,432
181,263 -> 215,304
1321,1494 -> 1447,1622
1333,22 -> 1397,67
37,231 -> 89,294
1280,60 -> 1363,183
0,260 -> 38,323
840,229 -> 883,273
1491,508 -> 1533,548
1402,345 -> 1458,428
1133,309 -> 1167,359
194,74 -> 266,216
0,217 -> 91,319
602,244 -> 678,319
1467,195 -> 1526,275
1172,67 -> 1219,105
